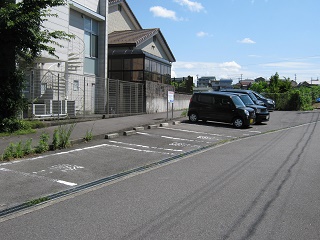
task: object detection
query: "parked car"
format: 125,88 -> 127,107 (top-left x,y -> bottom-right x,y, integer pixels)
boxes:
223,92 -> 270,124
220,89 -> 265,106
188,92 -> 256,128
251,91 -> 276,111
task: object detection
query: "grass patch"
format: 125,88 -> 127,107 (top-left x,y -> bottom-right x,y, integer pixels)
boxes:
0,119 -> 45,137
0,129 -> 36,137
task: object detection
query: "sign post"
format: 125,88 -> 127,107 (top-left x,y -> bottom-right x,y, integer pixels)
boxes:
167,91 -> 174,120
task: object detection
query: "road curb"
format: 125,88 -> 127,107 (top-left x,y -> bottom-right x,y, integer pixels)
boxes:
123,130 -> 136,136
105,133 -> 119,139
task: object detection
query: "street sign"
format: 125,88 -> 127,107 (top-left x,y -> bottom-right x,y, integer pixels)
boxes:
168,91 -> 174,103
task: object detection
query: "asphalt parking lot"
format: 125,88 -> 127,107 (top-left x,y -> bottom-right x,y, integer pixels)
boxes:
1,110 -> 320,214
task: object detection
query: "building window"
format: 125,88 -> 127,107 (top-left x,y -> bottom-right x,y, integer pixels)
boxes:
109,56 -> 171,83
144,57 -> 171,83
84,17 -> 98,75
73,80 -> 79,91
41,83 -> 47,95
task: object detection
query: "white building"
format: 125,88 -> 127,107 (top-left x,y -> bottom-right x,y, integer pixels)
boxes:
27,0 -> 176,117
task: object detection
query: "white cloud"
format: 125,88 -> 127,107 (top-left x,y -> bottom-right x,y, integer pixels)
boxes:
238,38 -> 256,44
219,61 -> 242,72
261,61 -> 311,69
172,60 -> 320,83
174,0 -> 205,12
150,6 -> 182,21
172,61 -> 242,80
196,31 -> 209,37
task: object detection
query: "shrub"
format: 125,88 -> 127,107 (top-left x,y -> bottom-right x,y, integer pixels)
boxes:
29,120 -> 46,129
0,118 -> 31,133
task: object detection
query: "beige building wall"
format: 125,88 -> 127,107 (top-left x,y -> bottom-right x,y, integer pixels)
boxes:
108,4 -> 140,33
140,37 -> 168,60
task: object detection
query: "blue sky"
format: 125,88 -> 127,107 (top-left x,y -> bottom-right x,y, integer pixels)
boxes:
126,0 -> 320,83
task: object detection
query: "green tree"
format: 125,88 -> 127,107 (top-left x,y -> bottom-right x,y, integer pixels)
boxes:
254,77 -> 266,82
0,0 -> 72,120
269,72 -> 280,92
249,81 -> 268,93
278,78 -> 292,93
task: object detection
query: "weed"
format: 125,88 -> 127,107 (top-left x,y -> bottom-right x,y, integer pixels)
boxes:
15,141 -> 24,158
35,133 -> 50,153
0,138 -> 35,161
84,124 -> 94,142
52,129 -> 60,150
55,123 -> 76,149
23,139 -> 34,155
181,109 -> 188,117
1,143 -> 15,161
27,196 -> 49,206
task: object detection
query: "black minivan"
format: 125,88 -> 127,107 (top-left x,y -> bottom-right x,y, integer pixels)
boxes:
223,92 -> 270,124
188,92 -> 256,128
220,89 -> 265,106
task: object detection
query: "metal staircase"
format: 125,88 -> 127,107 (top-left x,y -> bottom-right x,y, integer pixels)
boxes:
67,35 -> 85,72
39,70 -> 66,101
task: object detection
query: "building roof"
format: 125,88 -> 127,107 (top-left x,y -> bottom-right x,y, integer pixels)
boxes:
109,29 -> 159,46
109,29 -> 176,62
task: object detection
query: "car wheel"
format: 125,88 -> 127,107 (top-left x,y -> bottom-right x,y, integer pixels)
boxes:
233,117 -> 244,128
189,113 -> 198,123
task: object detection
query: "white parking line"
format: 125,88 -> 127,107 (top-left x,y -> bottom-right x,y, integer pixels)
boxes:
137,132 -> 213,144
0,168 -> 77,186
108,140 -> 183,152
160,135 -> 213,144
56,180 -> 77,186
0,142 -> 171,167
159,126 -> 233,138
249,130 -> 262,133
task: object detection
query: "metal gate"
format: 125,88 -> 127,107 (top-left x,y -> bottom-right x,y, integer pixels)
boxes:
107,79 -> 145,115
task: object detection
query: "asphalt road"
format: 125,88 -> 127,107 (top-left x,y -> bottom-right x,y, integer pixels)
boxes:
1,110 -> 320,239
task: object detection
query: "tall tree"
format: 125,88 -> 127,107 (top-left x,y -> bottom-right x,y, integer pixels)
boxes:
0,0 -> 72,120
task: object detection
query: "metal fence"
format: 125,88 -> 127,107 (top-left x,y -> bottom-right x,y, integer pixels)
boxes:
23,69 -> 145,119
